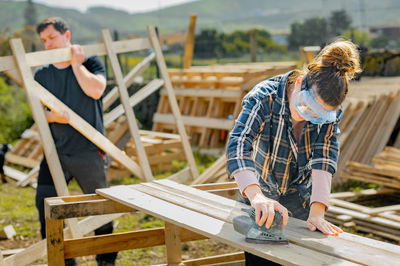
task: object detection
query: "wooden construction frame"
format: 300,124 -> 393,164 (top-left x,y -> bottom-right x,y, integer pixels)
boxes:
43,180 -> 400,265
1,24 -> 199,266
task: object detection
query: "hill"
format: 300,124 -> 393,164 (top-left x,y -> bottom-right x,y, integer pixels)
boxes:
1,0 -> 400,43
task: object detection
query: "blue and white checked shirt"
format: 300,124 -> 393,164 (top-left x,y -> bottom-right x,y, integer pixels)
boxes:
227,71 -> 342,203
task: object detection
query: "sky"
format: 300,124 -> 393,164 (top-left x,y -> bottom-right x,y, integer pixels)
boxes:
34,0 -> 198,13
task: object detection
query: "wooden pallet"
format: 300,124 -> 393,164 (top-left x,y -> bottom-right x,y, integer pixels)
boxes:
154,62 -> 297,148
42,179 -> 400,265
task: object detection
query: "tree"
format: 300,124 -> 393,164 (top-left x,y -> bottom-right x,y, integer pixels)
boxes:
329,10 -> 352,37
288,17 -> 328,50
194,29 -> 222,58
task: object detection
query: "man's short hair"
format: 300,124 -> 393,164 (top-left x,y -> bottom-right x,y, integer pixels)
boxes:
36,17 -> 70,34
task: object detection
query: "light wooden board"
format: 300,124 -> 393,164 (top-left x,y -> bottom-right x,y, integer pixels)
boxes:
97,185 -> 357,266
10,38 -> 82,239
102,29 -> 153,181
147,25 -> 199,179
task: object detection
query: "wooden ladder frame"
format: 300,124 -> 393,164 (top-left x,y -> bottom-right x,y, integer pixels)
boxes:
1,24 -> 198,266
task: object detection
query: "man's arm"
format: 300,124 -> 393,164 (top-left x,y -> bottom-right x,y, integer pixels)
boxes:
70,45 -> 106,100
45,109 -> 69,124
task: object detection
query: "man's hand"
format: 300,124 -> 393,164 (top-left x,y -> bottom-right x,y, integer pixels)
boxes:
45,109 -> 69,124
307,202 -> 343,236
243,184 -> 288,229
70,45 -> 85,67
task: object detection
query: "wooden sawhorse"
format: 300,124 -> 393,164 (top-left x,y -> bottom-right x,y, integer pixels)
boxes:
45,180 -> 400,265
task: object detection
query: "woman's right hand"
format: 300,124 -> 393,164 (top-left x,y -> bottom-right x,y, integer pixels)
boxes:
243,184 -> 288,229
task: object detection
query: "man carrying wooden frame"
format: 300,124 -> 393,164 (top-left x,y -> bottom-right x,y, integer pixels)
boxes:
34,17 -> 116,266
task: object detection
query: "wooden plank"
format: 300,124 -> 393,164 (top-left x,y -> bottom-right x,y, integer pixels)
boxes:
153,114 -> 235,130
46,218 -> 64,266
160,88 -> 242,98
102,29 -> 153,182
165,222 -> 183,265
33,80 -> 144,180
167,167 -> 192,184
0,225 -> 16,240
3,166 -> 26,182
183,14 -> 197,69
0,38 -> 151,73
103,52 -> 155,110
191,155 -> 226,185
97,185 -> 356,266
0,250 -> 4,266
330,188 -> 397,199
183,252 -> 244,266
10,38 -> 81,239
149,180 -> 400,265
148,25 -> 199,180
45,197 -> 133,219
192,182 -> 237,191
103,79 -> 164,126
3,213 -> 122,266
63,227 -> 206,259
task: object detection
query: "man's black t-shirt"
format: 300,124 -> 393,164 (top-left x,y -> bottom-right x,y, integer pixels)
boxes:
34,56 -> 106,155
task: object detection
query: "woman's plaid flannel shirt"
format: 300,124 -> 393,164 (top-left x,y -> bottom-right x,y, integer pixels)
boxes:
227,71 -> 342,204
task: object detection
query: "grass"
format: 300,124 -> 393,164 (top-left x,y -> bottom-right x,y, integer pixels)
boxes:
0,151 -> 397,264
0,153 -> 239,265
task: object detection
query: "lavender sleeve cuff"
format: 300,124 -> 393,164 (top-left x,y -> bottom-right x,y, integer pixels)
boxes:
233,170 -> 260,197
310,169 -> 332,210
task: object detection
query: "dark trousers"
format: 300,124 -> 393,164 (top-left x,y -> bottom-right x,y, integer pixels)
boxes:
240,191 -> 310,266
35,150 -> 117,263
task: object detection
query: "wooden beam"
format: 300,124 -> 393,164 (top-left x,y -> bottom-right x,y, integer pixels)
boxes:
102,29 -> 153,181
147,25 -> 199,180
160,88 -> 242,98
191,155 -> 226,185
63,227 -> 206,259
165,222 -> 183,265
103,79 -> 164,126
10,38 -> 82,239
46,197 -> 133,219
183,14 -> 197,69
33,80 -> 144,179
102,52 -> 155,110
46,218 -> 64,266
0,38 -> 151,73
153,114 -> 235,130
183,252 -> 244,266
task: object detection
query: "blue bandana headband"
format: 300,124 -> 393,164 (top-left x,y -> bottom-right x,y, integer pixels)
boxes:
295,76 -> 337,125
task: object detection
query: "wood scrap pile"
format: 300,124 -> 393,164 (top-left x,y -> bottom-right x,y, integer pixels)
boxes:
326,188 -> 400,243
342,147 -> 400,189
153,62 -> 297,148
3,118 -> 186,183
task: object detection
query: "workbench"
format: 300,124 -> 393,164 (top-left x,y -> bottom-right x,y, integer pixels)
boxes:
45,180 -> 400,265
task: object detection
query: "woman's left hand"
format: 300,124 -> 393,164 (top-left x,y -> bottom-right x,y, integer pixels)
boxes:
307,202 -> 343,236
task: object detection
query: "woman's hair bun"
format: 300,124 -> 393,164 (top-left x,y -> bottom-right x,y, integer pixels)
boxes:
314,39 -> 362,80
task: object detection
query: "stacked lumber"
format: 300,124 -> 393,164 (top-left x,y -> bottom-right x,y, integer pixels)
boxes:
326,188 -> 400,243
153,62 -> 297,148
335,89 -> 400,182
108,129 -> 186,179
341,147 -> 400,189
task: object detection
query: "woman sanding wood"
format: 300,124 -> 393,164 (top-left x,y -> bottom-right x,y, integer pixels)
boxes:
227,39 -> 361,265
